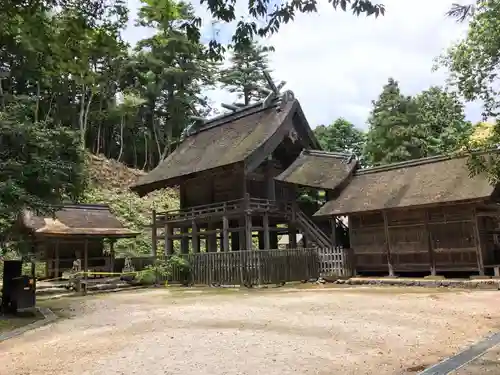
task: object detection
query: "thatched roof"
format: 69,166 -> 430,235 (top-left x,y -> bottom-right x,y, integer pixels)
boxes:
314,153 -> 497,217
274,150 -> 358,190
131,98 -> 320,196
22,204 -> 139,238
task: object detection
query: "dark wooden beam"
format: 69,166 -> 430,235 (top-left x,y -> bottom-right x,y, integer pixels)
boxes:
382,211 -> 395,277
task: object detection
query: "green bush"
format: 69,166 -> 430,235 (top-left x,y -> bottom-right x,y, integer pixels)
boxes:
135,256 -> 192,286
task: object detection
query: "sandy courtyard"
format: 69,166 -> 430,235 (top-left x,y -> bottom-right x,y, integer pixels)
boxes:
1,287 -> 500,375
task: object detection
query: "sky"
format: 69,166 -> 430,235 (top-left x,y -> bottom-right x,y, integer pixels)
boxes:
122,0 -> 481,130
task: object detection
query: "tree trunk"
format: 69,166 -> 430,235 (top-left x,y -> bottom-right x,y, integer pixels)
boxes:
79,85 -> 87,148
117,115 -> 125,162
142,132 -> 148,170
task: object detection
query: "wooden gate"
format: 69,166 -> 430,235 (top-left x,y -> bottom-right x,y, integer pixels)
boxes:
317,247 -> 354,277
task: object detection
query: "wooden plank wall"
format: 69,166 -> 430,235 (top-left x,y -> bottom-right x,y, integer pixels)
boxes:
184,166 -> 245,207
349,204 -> 485,274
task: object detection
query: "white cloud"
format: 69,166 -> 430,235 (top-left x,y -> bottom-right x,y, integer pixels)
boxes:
123,0 -> 483,129
266,0 -> 481,128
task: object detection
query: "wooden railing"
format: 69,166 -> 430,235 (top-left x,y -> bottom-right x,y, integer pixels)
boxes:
155,197 -> 292,224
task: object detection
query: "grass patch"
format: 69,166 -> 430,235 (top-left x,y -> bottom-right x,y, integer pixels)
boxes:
0,311 -> 44,334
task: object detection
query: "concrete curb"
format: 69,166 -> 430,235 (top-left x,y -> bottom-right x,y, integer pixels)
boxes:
342,278 -> 500,290
0,307 -> 58,343
418,332 -> 500,375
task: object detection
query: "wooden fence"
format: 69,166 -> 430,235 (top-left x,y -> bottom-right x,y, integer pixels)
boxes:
170,248 -> 320,285
116,247 -> 353,286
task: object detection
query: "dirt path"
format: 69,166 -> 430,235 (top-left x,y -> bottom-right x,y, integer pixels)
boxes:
1,287 -> 500,375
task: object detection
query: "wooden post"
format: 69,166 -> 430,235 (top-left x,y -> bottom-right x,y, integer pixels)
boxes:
330,218 -> 337,248
382,211 -> 395,277
289,224 -> 297,249
245,215 -> 253,250
270,224 -> 278,250
423,209 -> 436,276
192,220 -> 200,253
83,239 -> 88,295
263,213 -> 270,250
152,209 -> 157,257
238,219 -> 245,250
54,240 -> 60,279
473,208 -> 485,276
181,226 -> 189,254
266,158 -> 276,200
109,240 -> 115,273
207,223 -> 217,252
222,216 -> 229,252
231,220 -> 240,251
244,193 -> 252,250
164,223 -> 173,256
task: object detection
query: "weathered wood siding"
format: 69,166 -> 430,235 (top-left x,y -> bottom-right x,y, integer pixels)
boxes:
182,165 -> 245,208
349,212 -> 387,272
349,204 -> 485,273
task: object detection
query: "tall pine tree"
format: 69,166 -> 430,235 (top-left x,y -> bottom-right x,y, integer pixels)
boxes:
414,86 -> 472,155
363,78 -> 424,166
219,42 -> 273,106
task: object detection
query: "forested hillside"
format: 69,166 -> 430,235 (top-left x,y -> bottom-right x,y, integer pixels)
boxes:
85,154 -> 178,256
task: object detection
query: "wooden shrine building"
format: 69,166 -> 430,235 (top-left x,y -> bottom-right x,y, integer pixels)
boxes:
308,153 -> 500,276
131,91 -> 349,254
18,204 -> 139,278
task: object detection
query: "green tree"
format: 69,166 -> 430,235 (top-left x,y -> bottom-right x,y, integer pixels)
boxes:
439,0 -> 500,182
363,78 -> 423,166
314,118 -> 366,156
414,86 -> 472,155
219,42 -> 273,105
0,99 -> 86,241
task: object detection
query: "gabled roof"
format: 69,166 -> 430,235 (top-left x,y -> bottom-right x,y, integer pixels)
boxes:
130,98 -> 320,196
314,153 -> 497,217
274,150 -> 358,190
22,204 -> 139,238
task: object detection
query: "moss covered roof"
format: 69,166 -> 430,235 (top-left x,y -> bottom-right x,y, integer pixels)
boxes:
275,150 -> 357,190
131,99 -> 317,196
314,153 -> 496,217
22,204 -> 139,238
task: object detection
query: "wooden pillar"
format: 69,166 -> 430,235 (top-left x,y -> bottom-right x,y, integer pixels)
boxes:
164,223 -> 173,256
244,193 -> 253,250
330,218 -> 337,248
289,224 -> 297,249
83,238 -> 88,295
263,214 -> 271,250
54,240 -> 60,279
473,208 -> 485,276
152,209 -> 157,257
181,226 -> 189,254
109,240 -> 115,273
245,215 -> 253,250
423,209 -> 436,276
192,220 -> 200,253
44,246 -> 49,279
270,224 -> 278,250
382,211 -> 395,276
231,220 -> 240,251
238,219 -> 245,249
207,223 -> 217,252
222,216 -> 229,252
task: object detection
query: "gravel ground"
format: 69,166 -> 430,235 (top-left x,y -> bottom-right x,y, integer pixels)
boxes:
1,287 -> 500,375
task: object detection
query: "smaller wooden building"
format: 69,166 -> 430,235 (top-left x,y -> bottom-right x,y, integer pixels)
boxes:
313,153 -> 500,275
19,204 -> 139,278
